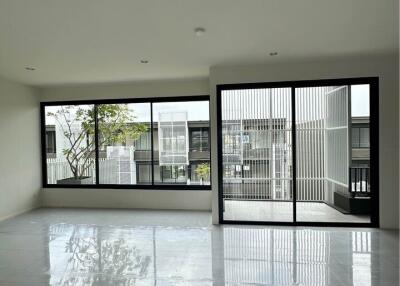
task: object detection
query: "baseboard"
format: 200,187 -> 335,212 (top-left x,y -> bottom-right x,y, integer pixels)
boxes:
0,205 -> 40,222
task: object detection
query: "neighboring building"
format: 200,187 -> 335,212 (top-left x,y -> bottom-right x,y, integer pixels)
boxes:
45,119 -> 210,185
351,117 -> 370,167
130,120 -> 210,185
45,115 -> 369,189
45,125 -> 56,158
221,118 -> 292,200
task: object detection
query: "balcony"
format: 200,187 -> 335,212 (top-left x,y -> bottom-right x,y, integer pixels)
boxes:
223,167 -> 371,223
223,201 -> 369,223
133,149 -> 210,162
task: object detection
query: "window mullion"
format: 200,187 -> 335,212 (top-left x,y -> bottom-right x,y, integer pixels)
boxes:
150,102 -> 155,185
94,104 -> 100,185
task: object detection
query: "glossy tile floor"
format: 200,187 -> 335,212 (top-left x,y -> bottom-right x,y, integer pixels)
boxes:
0,208 -> 398,286
224,201 -> 370,223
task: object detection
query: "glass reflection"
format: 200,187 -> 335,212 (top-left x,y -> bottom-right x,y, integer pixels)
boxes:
48,224 -> 212,285
46,224 -> 381,286
221,228 -> 375,286
223,228 -> 330,285
352,231 -> 372,286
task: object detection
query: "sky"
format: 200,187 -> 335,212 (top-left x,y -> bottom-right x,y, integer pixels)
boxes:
351,84 -> 370,117
127,101 -> 210,122
45,101 -> 210,124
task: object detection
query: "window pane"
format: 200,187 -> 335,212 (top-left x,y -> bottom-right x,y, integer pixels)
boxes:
190,128 -> 209,152
153,101 -> 210,186
45,105 -> 96,185
46,129 -> 56,155
98,103 -> 151,185
202,130 -> 209,150
359,127 -> 369,148
352,127 -> 360,148
221,88 -> 293,222
351,85 -> 370,117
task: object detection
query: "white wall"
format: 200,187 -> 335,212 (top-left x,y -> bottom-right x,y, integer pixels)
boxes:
42,188 -> 211,210
209,55 -> 399,229
0,76 -> 41,221
40,79 -> 209,101
40,78 -> 212,211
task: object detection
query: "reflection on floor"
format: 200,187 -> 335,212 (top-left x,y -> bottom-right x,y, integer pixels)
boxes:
224,200 -> 370,223
0,208 -> 398,286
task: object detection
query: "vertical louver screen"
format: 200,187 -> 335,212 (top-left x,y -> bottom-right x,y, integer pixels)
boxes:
221,88 -> 293,222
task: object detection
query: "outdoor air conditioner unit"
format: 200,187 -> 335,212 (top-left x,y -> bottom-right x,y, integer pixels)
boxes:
106,146 -> 136,184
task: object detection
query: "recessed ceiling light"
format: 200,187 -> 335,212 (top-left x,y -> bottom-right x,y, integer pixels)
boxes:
269,52 -> 278,56
25,67 -> 36,71
140,60 -> 149,64
194,27 -> 206,37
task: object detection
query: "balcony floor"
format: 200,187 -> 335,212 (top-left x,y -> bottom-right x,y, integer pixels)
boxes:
223,200 -> 370,223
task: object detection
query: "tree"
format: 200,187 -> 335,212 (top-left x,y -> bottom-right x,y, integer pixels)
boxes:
47,104 -> 147,180
194,163 -> 210,184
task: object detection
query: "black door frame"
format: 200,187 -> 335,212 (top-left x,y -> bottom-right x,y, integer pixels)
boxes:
217,77 -> 379,227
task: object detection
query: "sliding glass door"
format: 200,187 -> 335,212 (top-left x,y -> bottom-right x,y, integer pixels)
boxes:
220,88 -> 293,222
218,79 -> 377,226
295,85 -> 372,223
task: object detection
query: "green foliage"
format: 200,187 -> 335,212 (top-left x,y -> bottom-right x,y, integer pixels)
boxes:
195,163 -> 210,182
47,104 -> 147,179
97,104 -> 147,146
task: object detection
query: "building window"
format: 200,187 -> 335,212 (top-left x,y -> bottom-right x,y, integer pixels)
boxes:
352,127 -> 369,148
190,127 -> 209,152
41,96 -> 210,189
135,132 -> 151,150
45,128 -> 56,155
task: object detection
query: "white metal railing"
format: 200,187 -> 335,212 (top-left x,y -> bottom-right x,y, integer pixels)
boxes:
46,158 -> 118,184
223,178 -> 325,201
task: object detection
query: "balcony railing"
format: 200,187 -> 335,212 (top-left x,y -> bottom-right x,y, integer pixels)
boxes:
349,167 -> 370,197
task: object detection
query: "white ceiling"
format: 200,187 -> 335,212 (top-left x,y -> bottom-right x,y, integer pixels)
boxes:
0,0 -> 396,86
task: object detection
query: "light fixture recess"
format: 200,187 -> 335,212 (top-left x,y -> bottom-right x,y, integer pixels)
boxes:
194,27 -> 206,36
269,52 -> 278,56
25,67 -> 36,71
140,60 -> 149,64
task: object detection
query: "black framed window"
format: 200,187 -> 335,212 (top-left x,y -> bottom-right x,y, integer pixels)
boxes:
41,96 -> 211,190
189,127 -> 209,152
352,127 -> 370,148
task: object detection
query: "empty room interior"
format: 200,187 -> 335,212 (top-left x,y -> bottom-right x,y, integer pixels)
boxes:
0,1 -> 399,285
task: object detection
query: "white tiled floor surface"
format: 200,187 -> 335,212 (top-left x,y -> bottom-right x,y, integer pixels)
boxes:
224,200 -> 370,223
0,208 -> 398,285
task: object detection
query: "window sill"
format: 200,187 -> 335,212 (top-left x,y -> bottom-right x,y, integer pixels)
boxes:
42,184 -> 212,191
